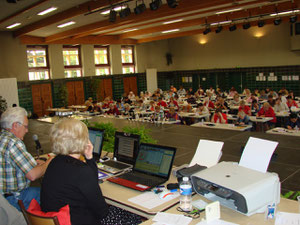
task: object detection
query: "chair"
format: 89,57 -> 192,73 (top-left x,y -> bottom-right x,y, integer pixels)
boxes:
18,200 -> 60,225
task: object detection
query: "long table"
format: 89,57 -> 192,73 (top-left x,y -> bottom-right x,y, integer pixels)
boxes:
266,127 -> 300,136
191,122 -> 252,131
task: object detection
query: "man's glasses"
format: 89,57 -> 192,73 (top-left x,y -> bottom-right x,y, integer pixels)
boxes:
17,122 -> 28,129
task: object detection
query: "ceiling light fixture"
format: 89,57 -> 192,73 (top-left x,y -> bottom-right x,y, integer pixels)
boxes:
270,9 -> 300,16
229,24 -> 237,31
167,0 -> 178,8
273,18 -> 282,25
243,22 -> 251,29
203,27 -> 211,35
119,6 -> 131,18
210,20 -> 232,26
123,28 -> 138,33
57,21 -> 75,28
38,7 -> 57,16
216,8 -> 243,15
215,26 -> 223,33
134,1 -> 146,15
101,6 -> 122,15
109,9 -> 117,22
163,19 -> 183,24
290,15 -> 298,23
257,20 -> 265,28
150,0 -> 162,11
161,29 -> 179,34
6,22 -> 21,29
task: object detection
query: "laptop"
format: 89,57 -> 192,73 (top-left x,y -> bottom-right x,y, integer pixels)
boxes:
107,143 -> 176,191
88,127 -> 104,162
98,132 -> 140,174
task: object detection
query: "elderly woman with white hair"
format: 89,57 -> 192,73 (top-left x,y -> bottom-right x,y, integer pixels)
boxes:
41,118 -> 141,225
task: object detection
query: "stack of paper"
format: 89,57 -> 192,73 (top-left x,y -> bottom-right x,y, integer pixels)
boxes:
152,212 -> 192,225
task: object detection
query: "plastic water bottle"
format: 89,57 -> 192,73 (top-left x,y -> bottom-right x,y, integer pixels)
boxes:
180,177 -> 192,211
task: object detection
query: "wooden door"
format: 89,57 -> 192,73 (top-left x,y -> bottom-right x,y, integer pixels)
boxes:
100,79 -> 113,100
31,83 -> 53,117
123,77 -> 137,95
66,81 -> 85,105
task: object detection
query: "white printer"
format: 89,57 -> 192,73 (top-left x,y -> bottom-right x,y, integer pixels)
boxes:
191,161 -> 280,216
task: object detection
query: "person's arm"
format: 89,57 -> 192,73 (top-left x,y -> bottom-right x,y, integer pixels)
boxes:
287,125 -> 293,130
26,157 -> 53,181
220,113 -> 227,124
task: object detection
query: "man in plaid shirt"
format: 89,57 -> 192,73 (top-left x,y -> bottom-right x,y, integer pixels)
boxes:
0,107 -> 52,211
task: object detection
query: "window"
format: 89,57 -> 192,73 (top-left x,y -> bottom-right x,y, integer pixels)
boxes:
121,46 -> 135,74
94,45 -> 110,75
63,45 -> 82,78
27,45 -> 50,80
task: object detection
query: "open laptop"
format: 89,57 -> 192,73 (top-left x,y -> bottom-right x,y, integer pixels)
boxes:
107,143 -> 176,191
98,132 -> 140,174
88,127 -> 104,162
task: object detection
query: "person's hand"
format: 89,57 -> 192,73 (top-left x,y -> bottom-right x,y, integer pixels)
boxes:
36,159 -> 45,165
84,140 -> 93,160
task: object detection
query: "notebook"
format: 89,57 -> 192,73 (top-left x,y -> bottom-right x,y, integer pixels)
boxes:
108,143 -> 177,191
88,127 -> 104,162
98,132 -> 140,174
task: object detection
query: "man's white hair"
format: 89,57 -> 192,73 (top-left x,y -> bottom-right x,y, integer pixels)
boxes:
0,107 -> 28,129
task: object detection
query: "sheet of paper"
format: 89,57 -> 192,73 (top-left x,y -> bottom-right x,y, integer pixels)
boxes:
189,139 -> 224,168
275,212 -> 300,225
196,219 -> 240,225
128,191 -> 179,209
153,212 -> 192,225
239,137 -> 278,173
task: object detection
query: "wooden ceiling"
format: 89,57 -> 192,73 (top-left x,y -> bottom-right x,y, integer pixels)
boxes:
0,0 -> 299,45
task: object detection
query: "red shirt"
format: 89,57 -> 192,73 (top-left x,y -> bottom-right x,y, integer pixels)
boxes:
286,100 -> 298,108
204,101 -> 215,109
168,100 -> 179,108
157,101 -> 167,108
258,107 -> 276,123
213,113 -> 228,123
238,105 -> 251,115
107,107 -> 120,115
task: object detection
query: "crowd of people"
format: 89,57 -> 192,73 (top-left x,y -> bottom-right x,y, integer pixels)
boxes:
84,86 -> 299,130
0,85 -> 299,225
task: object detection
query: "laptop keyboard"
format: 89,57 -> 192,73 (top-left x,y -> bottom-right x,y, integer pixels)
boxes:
118,171 -> 165,187
103,160 -> 130,170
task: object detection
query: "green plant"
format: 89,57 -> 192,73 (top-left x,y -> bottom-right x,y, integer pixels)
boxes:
84,121 -> 157,153
57,84 -> 68,108
0,96 -> 7,116
122,126 -> 157,144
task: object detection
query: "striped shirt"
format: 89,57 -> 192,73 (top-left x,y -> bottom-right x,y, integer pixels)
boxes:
0,129 -> 36,194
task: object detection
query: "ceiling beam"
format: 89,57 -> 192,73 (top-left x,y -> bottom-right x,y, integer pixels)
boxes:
13,0 -> 125,38
0,0 -> 50,25
44,0 -> 238,43
19,35 -> 137,45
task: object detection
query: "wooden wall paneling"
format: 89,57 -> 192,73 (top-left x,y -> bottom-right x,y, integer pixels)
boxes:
31,83 -> 53,117
66,81 -> 75,106
123,76 -> 137,95
74,81 -> 85,105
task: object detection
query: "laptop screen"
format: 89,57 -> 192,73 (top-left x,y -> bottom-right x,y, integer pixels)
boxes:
114,132 -> 140,165
88,127 -> 104,155
134,143 -> 176,178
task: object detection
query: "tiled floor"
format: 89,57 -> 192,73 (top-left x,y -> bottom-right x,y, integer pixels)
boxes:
24,117 -> 300,194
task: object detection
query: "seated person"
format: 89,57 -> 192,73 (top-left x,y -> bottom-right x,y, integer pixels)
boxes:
123,96 -> 132,105
267,95 -> 275,107
214,96 -> 228,110
203,97 -> 215,110
273,98 -> 289,113
286,96 -> 298,109
115,99 -> 125,112
211,108 -> 228,124
246,93 -> 258,104
152,105 -> 165,121
257,102 -> 276,129
269,90 -> 278,98
165,107 -> 179,121
85,97 -> 93,109
288,91 -> 295,100
128,91 -> 136,101
41,119 -> 141,225
148,100 -> 156,111
251,99 -> 260,115
106,104 -> 120,116
186,94 -> 196,104
157,97 -> 167,108
238,100 -> 251,116
260,89 -> 269,100
285,113 -> 300,130
228,87 -> 237,97
101,97 -> 113,109
122,104 -> 134,117
177,86 -> 186,96
194,103 -> 209,121
88,101 -> 102,113
168,97 -> 179,109
187,87 -> 195,95
230,94 -> 240,106
236,110 -> 250,125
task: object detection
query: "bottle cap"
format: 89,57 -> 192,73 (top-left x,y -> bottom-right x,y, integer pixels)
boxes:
183,177 -> 189,181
